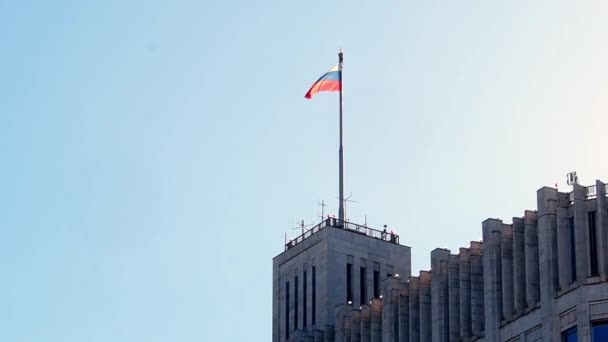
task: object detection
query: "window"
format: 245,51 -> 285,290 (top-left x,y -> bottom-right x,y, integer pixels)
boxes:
295,276 -> 299,330
592,321 -> 608,341
562,326 -> 577,342
312,266 -> 316,325
360,267 -> 367,305
373,270 -> 380,298
589,211 -> 598,276
303,271 -> 307,328
569,218 -> 577,283
347,263 -> 353,302
285,281 -> 290,339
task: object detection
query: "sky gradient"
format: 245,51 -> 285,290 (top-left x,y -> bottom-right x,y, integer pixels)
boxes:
2,1 -> 608,341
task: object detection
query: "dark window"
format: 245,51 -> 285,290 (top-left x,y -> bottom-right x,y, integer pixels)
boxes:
373,270 -> 380,298
562,326 -> 578,342
295,276 -> 299,330
589,211 -> 598,276
347,263 -> 353,302
285,281 -> 290,339
303,271 -> 307,328
592,321 -> 608,341
569,217 -> 577,283
312,266 -> 316,325
360,267 -> 367,305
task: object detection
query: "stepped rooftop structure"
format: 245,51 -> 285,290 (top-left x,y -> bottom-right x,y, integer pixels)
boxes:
272,180 -> 608,342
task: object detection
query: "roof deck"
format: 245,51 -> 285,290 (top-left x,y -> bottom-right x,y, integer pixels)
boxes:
285,217 -> 400,250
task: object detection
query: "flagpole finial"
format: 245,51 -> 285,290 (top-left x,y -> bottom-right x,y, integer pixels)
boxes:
338,49 -> 343,63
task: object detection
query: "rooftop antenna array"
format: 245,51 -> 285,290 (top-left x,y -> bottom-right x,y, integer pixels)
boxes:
567,171 -> 579,186
292,219 -> 314,235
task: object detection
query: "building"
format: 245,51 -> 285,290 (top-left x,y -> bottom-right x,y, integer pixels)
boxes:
273,218 -> 411,341
272,180 -> 608,342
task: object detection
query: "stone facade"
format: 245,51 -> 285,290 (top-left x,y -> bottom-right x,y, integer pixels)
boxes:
273,218 -> 411,342
273,180 -> 608,342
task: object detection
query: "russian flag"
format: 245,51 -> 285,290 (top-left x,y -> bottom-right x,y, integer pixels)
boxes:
305,65 -> 341,99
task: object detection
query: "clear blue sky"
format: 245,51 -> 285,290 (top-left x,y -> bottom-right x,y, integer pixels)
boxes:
2,1 -> 608,341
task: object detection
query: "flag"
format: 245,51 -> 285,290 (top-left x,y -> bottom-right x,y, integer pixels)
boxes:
304,64 -> 341,99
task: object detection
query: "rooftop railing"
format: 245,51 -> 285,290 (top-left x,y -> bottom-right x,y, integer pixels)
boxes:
568,184 -> 608,203
285,217 -> 400,250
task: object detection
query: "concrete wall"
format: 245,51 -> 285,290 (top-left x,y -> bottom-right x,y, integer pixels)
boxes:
273,222 -> 410,342
274,228 -> 329,342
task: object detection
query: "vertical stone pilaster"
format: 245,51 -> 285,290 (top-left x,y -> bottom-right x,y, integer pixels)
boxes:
469,242 -> 484,338
524,210 -> 540,308
351,309 -> 361,342
336,304 -> 353,342
537,186 -> 560,342
399,282 -> 410,342
370,299 -> 383,342
419,271 -> 432,342
448,254 -> 460,341
557,198 -> 571,291
335,309 -> 343,342
409,277 -> 420,342
573,184 -> 590,280
512,217 -> 526,315
596,180 -> 608,280
383,277 -> 400,342
482,219 -> 502,342
501,224 -> 514,321
361,305 -> 371,342
345,316 -> 352,342
431,249 -> 450,342
273,261 -> 280,342
458,248 -> 472,340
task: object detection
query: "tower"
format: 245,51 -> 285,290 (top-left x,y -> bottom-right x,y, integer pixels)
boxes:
272,218 -> 411,341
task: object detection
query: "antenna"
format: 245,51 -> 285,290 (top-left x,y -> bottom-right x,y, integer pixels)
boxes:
566,171 -> 579,186
318,200 -> 327,221
292,219 -> 314,235
345,193 -> 357,203
364,214 -> 368,226
336,193 -> 358,222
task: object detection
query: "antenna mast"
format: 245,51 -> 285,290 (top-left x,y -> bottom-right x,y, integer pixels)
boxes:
318,200 -> 327,220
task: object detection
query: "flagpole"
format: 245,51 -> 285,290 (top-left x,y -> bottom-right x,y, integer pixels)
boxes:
338,50 -> 345,225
